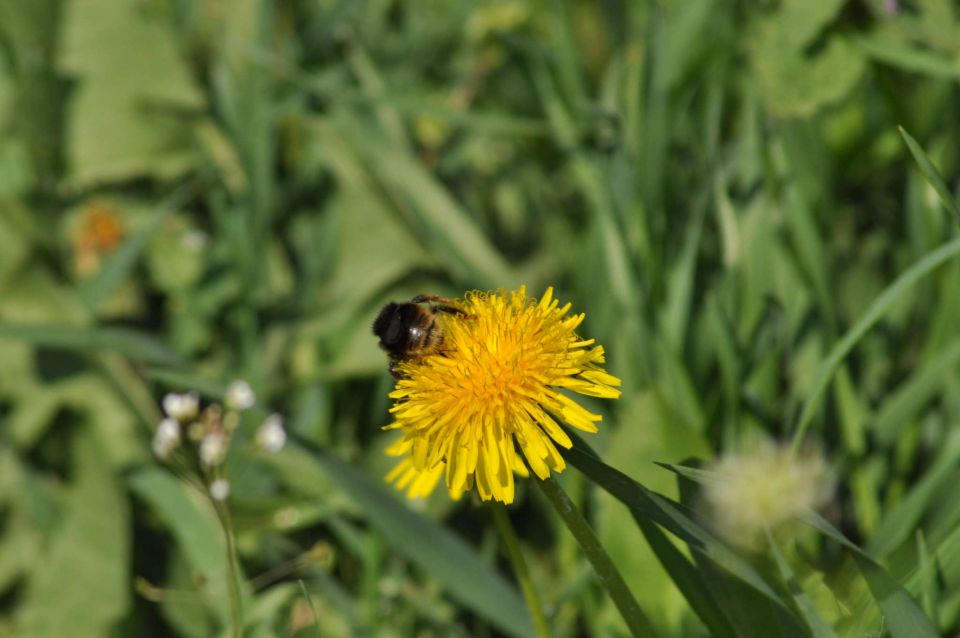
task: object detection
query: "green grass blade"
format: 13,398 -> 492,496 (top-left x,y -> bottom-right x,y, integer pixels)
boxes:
873,341 -> 960,445
767,534 -> 837,638
799,511 -> 938,638
856,36 -> 960,80
562,433 -> 797,617
263,443 -> 535,638
791,237 -> 960,450
0,323 -> 183,367
899,126 -> 960,224
868,435 -> 960,558
635,514 -> 738,637
916,530 -> 939,628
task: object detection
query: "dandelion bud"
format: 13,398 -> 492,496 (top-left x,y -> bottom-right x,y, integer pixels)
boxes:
162,391 -> 199,422
152,418 -> 181,460
209,478 -> 230,501
225,380 -> 255,411
256,413 -> 287,452
199,431 -> 228,467
703,440 -> 832,550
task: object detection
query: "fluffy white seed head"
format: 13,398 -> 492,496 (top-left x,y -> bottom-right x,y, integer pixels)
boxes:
152,418 -> 181,460
702,440 -> 832,550
225,380 -> 255,411
256,413 -> 287,453
162,391 -> 199,422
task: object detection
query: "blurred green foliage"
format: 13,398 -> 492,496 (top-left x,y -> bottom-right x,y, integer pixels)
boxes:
2,0 -> 960,636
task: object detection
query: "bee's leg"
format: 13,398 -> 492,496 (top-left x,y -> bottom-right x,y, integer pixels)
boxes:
411,294 -> 457,306
411,294 -> 466,317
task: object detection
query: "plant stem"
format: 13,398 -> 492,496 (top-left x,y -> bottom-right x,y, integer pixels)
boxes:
537,476 -> 658,638
215,499 -> 244,638
491,503 -> 551,638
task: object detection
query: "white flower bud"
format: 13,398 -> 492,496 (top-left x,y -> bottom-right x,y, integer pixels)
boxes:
199,431 -> 228,467
162,391 -> 200,422
209,478 -> 230,501
256,413 -> 287,452
225,380 -> 255,411
152,418 -> 181,460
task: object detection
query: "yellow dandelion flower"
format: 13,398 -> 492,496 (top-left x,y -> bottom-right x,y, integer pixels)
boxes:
382,286 -> 621,504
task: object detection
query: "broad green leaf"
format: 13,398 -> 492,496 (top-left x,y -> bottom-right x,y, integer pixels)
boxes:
59,0 -> 202,185
17,428 -> 129,638
749,0 -> 864,118
262,443 -> 535,638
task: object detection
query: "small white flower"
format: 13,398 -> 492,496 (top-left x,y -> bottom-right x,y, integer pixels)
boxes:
702,440 -> 832,550
162,391 -> 199,422
209,478 -> 230,501
256,413 -> 287,452
225,380 -> 255,411
152,418 -> 181,460
199,431 -> 228,467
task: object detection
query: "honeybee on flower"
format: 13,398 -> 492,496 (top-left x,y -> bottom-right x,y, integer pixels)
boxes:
373,286 -> 621,504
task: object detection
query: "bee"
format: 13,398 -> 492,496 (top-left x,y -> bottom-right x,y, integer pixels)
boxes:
372,294 -> 465,378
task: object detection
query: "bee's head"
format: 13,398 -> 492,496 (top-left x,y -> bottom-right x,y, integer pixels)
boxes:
373,302 -> 414,354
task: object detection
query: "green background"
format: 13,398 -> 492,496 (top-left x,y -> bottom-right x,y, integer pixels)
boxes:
1,0 -> 960,636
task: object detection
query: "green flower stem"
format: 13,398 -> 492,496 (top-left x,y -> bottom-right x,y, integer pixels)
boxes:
537,476 -> 658,638
491,503 -> 551,638
214,498 -> 244,638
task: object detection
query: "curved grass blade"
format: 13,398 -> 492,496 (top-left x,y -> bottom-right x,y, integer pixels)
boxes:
867,434 -> 960,558
799,511 -> 937,638
263,443 -> 535,638
766,533 -> 837,638
561,432 -> 798,618
899,126 -> 960,224
790,237 -> 960,450
873,342 -> 960,445
0,323 -> 183,367
634,514 -> 738,637
916,531 -> 939,628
